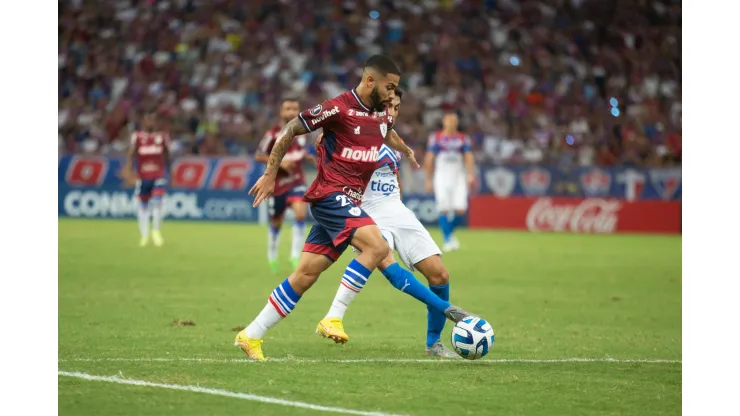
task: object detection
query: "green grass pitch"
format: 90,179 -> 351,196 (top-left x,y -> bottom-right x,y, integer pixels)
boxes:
58,218 -> 681,415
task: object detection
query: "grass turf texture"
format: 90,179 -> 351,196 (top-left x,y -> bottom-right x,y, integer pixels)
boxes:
59,218 -> 681,415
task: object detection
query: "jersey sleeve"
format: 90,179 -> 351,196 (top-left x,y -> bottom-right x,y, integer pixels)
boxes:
256,130 -> 275,156
462,134 -> 472,153
297,98 -> 344,132
426,133 -> 440,155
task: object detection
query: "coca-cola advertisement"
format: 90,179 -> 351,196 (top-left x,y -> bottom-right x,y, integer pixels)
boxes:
469,196 -> 681,234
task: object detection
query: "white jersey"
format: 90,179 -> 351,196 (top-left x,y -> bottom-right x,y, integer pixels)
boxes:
361,144 -> 402,213
357,144 -> 441,270
427,131 -> 472,181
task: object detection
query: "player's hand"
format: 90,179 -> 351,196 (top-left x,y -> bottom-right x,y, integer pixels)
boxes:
314,133 -> 323,149
405,148 -> 420,168
425,179 -> 433,194
249,174 -> 276,207
467,171 -> 476,190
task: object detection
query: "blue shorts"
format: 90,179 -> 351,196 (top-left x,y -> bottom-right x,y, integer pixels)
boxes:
267,184 -> 307,219
135,177 -> 167,202
303,193 -> 375,261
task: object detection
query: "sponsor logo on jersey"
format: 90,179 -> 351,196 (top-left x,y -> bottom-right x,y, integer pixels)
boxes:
380,122 -> 388,137
580,168 -> 612,196
309,104 -> 323,116
370,180 -> 397,196
139,145 -> 164,155
484,167 -> 515,197
519,167 -> 551,195
310,106 -> 340,126
649,168 -> 681,200
342,186 -> 364,202
339,146 -> 379,162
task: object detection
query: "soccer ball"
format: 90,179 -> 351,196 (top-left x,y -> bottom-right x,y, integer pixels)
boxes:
451,316 -> 495,360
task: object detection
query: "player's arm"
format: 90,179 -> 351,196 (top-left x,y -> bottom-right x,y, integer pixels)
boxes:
424,134 -> 438,193
385,129 -> 419,168
462,135 -> 475,189
250,100 -> 340,206
397,173 -> 403,200
254,131 -> 273,164
263,118 -> 308,177
122,133 -> 138,182
163,134 -> 171,174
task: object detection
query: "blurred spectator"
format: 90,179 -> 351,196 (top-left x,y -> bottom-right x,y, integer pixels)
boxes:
57,0 -> 681,168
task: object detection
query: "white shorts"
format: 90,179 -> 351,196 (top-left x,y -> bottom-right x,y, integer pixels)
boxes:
434,175 -> 468,212
358,201 -> 442,270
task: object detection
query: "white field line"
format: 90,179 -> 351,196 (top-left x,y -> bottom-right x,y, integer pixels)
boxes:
59,357 -> 681,364
58,371 -> 403,416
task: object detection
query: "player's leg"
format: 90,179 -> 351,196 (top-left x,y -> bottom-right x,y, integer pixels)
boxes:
413,256 -> 457,357
236,225 -> 336,360
312,195 -> 386,343
448,175 -> 469,250
323,228 -> 396,326
391,209 -> 457,356
266,195 -> 288,274
150,178 -> 167,247
135,180 -> 152,247
288,196 -> 308,270
434,179 -> 455,250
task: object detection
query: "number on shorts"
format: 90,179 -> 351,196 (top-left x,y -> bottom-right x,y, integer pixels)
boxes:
335,194 -> 350,207
267,197 -> 276,216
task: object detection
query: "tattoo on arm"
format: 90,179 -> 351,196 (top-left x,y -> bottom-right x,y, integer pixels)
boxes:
265,118 -> 309,175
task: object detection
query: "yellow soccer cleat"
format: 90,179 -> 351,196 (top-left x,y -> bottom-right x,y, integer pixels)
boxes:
139,236 -> 149,247
234,330 -> 265,361
152,230 -> 164,247
316,317 -> 349,344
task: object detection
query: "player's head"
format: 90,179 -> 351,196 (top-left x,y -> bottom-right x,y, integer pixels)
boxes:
142,112 -> 157,130
361,54 -> 401,111
386,88 -> 403,119
442,110 -> 459,133
279,97 -> 300,123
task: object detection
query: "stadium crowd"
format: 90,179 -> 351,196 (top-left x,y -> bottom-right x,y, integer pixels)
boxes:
58,0 -> 681,167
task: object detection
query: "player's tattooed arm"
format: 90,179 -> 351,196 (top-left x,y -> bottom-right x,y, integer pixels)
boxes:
264,118 -> 309,177
385,130 -> 420,168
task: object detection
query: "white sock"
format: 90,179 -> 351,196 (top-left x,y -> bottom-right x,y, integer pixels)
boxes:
245,302 -> 283,339
137,203 -> 150,238
151,199 -> 163,231
291,221 -> 306,259
326,285 -> 359,319
245,279 -> 301,339
268,226 -> 280,261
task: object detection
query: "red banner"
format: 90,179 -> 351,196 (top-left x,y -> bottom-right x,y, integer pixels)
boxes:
469,196 -> 681,234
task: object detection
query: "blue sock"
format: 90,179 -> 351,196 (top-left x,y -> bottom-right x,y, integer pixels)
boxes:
381,263 -> 450,314
269,278 -> 302,317
439,215 -> 452,243
342,259 -> 372,292
426,283 -> 450,347
453,213 -> 466,229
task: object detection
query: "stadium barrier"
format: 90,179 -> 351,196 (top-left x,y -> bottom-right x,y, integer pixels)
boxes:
58,156 -> 681,233
469,196 -> 681,234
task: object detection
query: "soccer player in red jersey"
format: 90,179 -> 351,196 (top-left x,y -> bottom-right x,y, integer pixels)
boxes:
123,112 -> 170,247
255,98 -> 315,273
236,55 -> 474,360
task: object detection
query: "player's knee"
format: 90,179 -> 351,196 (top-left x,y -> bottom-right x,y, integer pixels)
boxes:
293,210 -> 307,222
379,248 -> 395,269
428,266 -> 449,286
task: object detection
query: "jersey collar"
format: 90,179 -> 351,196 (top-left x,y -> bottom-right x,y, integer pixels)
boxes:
351,88 -> 372,112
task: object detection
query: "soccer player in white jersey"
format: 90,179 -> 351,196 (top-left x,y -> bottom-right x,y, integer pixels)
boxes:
424,111 -> 475,252
315,90 -> 459,358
